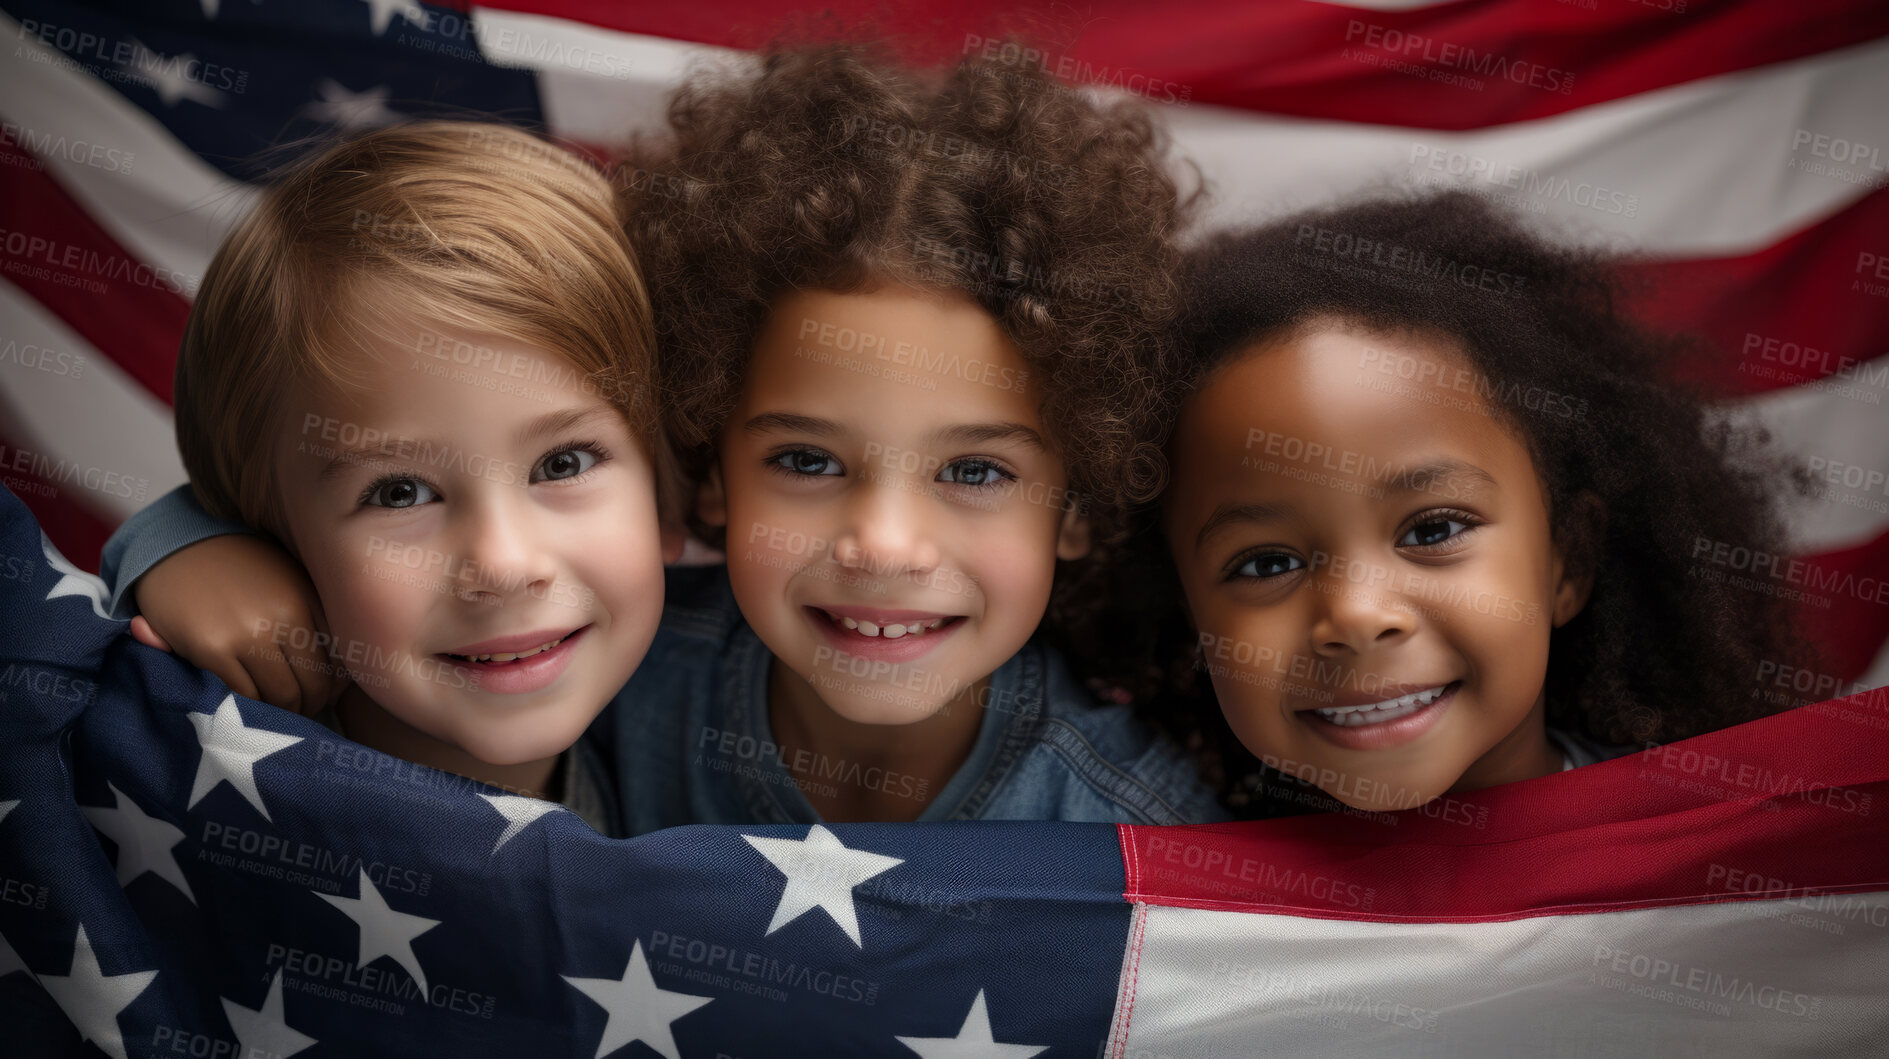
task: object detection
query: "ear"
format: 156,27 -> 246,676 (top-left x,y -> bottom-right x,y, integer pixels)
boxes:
695,462 -> 728,530
1055,499 -> 1092,562
1549,492 -> 1604,628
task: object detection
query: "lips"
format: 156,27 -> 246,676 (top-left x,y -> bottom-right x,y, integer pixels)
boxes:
444,626 -> 586,661
1297,680 -> 1461,752
1309,682 -> 1456,727
814,606 -> 957,640
805,605 -> 964,661
436,625 -> 590,695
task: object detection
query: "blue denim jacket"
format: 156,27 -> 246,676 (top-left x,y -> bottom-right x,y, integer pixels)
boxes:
595,565 -> 1228,833
102,486 -> 1229,832
98,485 -> 249,620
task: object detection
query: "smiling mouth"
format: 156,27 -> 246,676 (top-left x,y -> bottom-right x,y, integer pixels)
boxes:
811,608 -> 963,640
1310,682 -> 1460,727
443,631 -> 577,665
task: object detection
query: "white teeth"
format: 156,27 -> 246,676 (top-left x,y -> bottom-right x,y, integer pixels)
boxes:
1312,684 -> 1452,727
456,635 -> 566,663
822,611 -> 950,639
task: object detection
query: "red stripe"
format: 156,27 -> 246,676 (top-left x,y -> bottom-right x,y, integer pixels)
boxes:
1625,188 -> 1889,397
1120,689 -> 1889,921
480,0 -> 1889,129
1792,529 -> 1889,680
0,430 -> 112,573
0,135 -> 188,406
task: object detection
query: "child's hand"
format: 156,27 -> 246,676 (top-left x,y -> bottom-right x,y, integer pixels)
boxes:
130,535 -> 342,716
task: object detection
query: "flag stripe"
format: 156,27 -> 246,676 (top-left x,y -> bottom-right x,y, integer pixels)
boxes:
1120,691 -> 1889,920
1624,187 -> 1889,398
1113,892 -> 1889,1056
476,0 -> 1889,129
0,9 -> 251,295
0,278 -> 187,528
0,134 -> 189,405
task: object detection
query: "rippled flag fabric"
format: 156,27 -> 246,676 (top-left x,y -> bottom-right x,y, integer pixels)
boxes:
2,477 -> 1887,1055
3,0 -> 1888,687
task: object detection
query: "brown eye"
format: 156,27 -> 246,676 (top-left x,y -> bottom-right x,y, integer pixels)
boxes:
1399,517 -> 1471,548
1228,552 -> 1305,581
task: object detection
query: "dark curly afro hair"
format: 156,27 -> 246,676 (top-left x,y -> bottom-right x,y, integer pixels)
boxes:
1087,190 -> 1817,815
617,40 -> 1191,562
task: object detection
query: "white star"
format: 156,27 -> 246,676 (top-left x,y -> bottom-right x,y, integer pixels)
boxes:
360,0 -> 428,37
38,925 -> 157,1059
742,825 -> 903,948
186,695 -> 302,822
201,0 -> 218,18
0,928 -> 28,981
83,783 -> 195,905
314,868 -> 440,994
300,78 -> 402,129
122,41 -> 226,108
0,799 -> 16,825
41,534 -> 114,620
221,970 -> 317,1058
896,990 -> 1048,1059
562,940 -> 712,1059
478,793 -> 564,854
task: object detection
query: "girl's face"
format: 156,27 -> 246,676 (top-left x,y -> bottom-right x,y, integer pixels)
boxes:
1163,325 -> 1589,812
272,326 -> 677,767
702,285 -> 1090,727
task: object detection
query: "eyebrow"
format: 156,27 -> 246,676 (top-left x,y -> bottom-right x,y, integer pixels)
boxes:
742,413 -> 1045,451
1190,459 -> 1499,550
1384,459 -> 1498,495
317,405 -> 616,483
742,411 -> 839,437
1194,501 -> 1292,550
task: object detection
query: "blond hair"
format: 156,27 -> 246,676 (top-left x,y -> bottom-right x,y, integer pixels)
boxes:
176,120 -> 676,541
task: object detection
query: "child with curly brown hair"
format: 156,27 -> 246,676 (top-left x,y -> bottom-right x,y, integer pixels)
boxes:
1118,191 -> 1811,818
594,43 -> 1220,829
99,43 -> 1226,831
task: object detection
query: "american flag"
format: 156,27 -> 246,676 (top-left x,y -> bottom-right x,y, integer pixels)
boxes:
3,0 -> 1888,686
1,0 -> 1887,1055
2,484 -> 1887,1055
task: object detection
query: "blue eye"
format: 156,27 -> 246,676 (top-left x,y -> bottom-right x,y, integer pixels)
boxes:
936,459 -> 1013,488
362,477 -> 438,509
1398,516 -> 1475,549
1230,552 -> 1305,580
769,448 -> 842,477
533,445 -> 602,483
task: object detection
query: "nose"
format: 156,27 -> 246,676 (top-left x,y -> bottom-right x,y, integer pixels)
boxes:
1309,558 -> 1415,657
447,491 -> 560,607
831,477 -> 942,579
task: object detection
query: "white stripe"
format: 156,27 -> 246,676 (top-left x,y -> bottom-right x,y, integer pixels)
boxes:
0,278 -> 185,524
0,10 -> 253,296
469,7 -> 743,144
1158,35 -> 1889,254
1720,353 -> 1889,554
491,13 -> 1888,258
1859,640 -> 1889,693
1113,894 -> 1889,1056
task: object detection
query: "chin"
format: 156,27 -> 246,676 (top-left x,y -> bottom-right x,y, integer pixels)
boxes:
824,693 -> 946,727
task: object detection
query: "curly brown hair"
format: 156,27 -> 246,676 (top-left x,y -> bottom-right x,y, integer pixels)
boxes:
1088,191 -> 1818,815
617,40 -> 1191,574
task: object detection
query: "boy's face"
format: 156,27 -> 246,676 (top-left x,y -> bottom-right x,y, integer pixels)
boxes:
1163,326 -> 1587,813
272,326 -> 675,767
703,285 -> 1089,727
